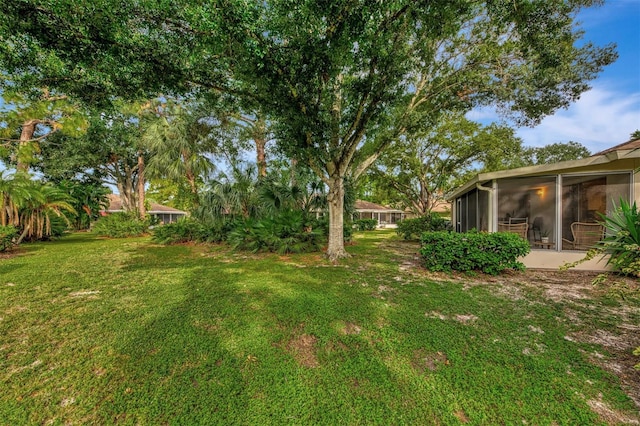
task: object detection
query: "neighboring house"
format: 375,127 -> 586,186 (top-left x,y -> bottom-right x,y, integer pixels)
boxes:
354,200 -> 406,227
447,139 -> 640,269
103,194 -> 188,224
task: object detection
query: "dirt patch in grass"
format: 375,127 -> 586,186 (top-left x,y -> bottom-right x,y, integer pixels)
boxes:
340,322 -> 362,335
286,334 -> 319,368
384,238 -> 640,413
411,349 -> 449,373
453,410 -> 470,423
588,394 -> 640,425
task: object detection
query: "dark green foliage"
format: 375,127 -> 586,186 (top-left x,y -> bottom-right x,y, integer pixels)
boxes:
354,219 -> 377,231
397,214 -> 452,240
227,210 -> 324,255
0,225 -> 17,252
57,180 -> 110,230
91,212 -> 149,238
152,218 -> 230,245
597,200 -> 640,277
46,215 -> 70,239
420,231 -> 530,275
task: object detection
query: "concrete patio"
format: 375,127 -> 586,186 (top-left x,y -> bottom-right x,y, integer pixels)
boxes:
523,249 -> 610,271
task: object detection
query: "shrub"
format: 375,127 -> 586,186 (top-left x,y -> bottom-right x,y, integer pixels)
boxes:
0,225 -> 17,252
228,210 -> 325,254
420,231 -> 530,275
92,212 -> 149,238
152,218 -> 230,244
396,213 -> 451,240
597,200 -> 640,277
152,219 -> 204,244
354,218 -> 378,231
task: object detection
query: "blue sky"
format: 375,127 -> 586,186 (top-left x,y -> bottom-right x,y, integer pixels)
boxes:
480,0 -> 640,154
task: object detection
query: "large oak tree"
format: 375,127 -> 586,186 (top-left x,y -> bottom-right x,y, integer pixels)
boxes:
222,0 -> 615,259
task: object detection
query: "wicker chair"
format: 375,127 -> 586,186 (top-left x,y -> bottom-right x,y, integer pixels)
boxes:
497,222 -> 529,240
562,222 -> 604,250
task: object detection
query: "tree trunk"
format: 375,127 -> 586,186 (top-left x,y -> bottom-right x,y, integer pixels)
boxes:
326,175 -> 349,261
17,120 -> 37,173
254,118 -> 268,178
290,158 -> 298,187
137,152 -> 146,218
117,165 -> 136,212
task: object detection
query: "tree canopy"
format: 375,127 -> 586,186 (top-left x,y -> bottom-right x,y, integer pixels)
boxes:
368,115 -> 524,215
0,0 -> 618,259
521,141 -> 591,166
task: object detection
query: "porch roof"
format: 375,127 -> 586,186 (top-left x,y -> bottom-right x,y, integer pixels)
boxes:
447,138 -> 640,200
355,200 -> 404,213
104,194 -> 187,215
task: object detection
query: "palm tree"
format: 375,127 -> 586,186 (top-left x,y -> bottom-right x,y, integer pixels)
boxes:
17,183 -> 75,243
143,106 -> 216,206
0,172 -> 32,227
195,165 -> 262,221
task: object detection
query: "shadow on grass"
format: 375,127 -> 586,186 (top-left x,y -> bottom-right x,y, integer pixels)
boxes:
100,248 -> 398,424
88,237 -> 638,424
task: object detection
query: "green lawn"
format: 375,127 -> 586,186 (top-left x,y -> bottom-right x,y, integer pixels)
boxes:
0,232 -> 638,425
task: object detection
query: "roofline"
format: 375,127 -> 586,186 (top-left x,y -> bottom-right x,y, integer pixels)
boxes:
104,209 -> 188,214
356,209 -> 405,213
447,147 -> 640,200
147,211 -> 188,215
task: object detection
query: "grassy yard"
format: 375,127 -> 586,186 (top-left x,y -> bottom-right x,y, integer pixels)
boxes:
1,231 -> 638,425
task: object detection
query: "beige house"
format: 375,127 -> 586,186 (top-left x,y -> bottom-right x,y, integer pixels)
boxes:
354,200 -> 406,228
104,194 -> 188,224
447,139 -> 640,270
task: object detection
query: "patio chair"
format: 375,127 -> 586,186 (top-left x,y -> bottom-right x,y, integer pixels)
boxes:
508,217 -> 528,225
561,222 -> 604,250
497,222 -> 529,240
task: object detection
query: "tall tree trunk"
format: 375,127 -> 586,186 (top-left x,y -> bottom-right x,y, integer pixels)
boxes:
254,118 -> 268,179
326,175 -> 349,261
290,158 -> 298,187
137,152 -> 146,218
117,164 -> 136,212
17,120 -> 37,173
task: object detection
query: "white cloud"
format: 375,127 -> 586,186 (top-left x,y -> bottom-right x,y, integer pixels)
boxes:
515,86 -> 640,153
468,85 -> 640,154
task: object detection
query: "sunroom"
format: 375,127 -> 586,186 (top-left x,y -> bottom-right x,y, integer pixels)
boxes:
447,139 -> 640,268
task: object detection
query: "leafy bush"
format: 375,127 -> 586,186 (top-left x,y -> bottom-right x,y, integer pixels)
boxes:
92,213 -> 149,238
396,213 -> 451,240
228,210 -> 324,254
354,218 -> 378,231
596,200 -> 640,277
420,231 -> 530,275
152,219 -> 204,244
0,225 -> 17,252
152,218 -> 230,244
